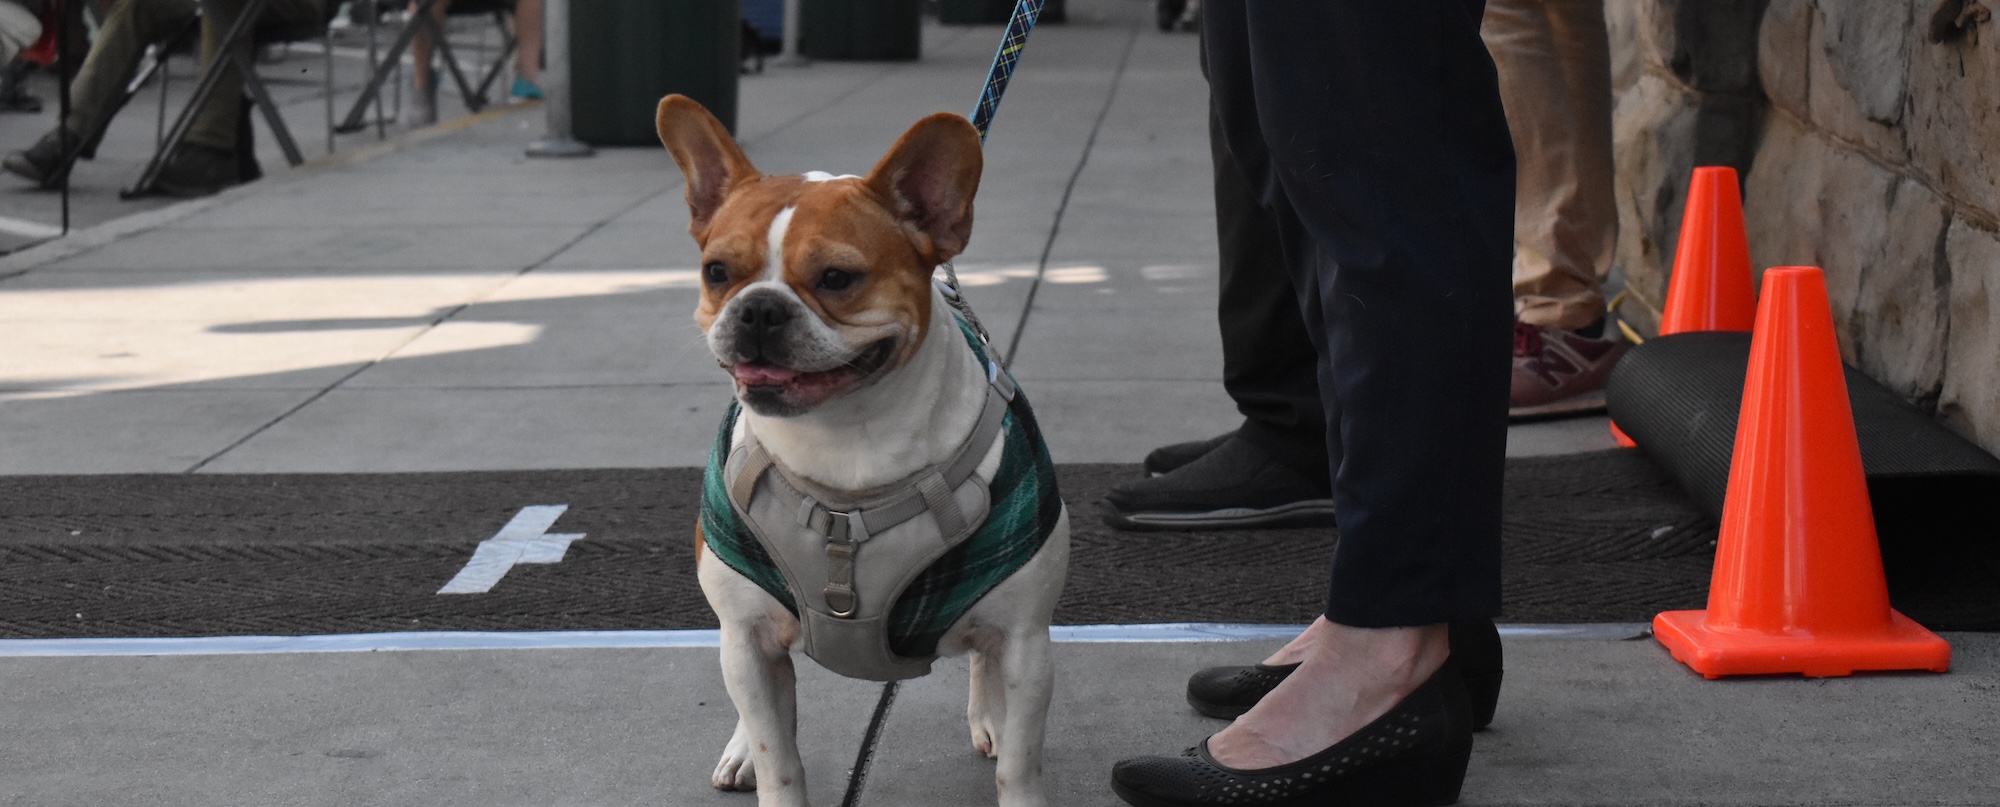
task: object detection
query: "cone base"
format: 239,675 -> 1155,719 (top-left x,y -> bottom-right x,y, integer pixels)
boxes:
1610,421 -> 1636,448
1653,610 -> 1952,679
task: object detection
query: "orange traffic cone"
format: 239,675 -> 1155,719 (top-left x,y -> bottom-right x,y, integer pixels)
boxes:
1659,166 -> 1758,335
1610,421 -> 1636,448
1611,166 -> 1759,448
1652,267 -> 1951,678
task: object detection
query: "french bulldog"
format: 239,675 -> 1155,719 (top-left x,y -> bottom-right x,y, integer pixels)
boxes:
656,94 -> 1070,807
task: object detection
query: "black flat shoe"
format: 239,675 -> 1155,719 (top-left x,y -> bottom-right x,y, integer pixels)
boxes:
1187,619 -> 1503,730
1114,660 -> 1474,807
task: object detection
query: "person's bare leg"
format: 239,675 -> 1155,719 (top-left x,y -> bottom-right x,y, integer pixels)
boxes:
1207,619 -> 1448,769
409,0 -> 450,91
512,0 -> 541,84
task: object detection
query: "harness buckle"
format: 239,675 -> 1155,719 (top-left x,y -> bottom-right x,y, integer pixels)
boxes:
824,508 -> 871,544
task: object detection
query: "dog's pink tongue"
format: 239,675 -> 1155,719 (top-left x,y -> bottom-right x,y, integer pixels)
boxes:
732,364 -> 800,385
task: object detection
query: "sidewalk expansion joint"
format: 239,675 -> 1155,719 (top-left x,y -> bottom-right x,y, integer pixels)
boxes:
1000,17 -> 1143,369
180,177 -> 673,474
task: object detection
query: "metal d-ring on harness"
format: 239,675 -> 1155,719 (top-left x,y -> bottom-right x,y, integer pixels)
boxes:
937,0 -> 1048,348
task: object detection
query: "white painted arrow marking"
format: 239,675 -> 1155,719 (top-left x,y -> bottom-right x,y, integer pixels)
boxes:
438,505 -> 585,594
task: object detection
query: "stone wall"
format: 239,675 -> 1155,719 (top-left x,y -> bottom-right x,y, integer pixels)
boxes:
1608,0 -> 2000,455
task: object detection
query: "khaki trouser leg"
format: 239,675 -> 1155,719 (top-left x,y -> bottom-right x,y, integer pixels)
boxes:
1483,0 -> 1617,331
185,0 -> 323,152
62,0 -> 201,138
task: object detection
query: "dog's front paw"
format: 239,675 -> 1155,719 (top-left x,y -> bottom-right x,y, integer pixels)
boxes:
968,706 -> 1004,760
968,651 -> 1005,759
713,722 -> 758,791
970,721 -> 1000,760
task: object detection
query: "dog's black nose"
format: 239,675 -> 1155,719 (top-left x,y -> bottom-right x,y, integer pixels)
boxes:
735,296 -> 794,363
738,296 -> 792,332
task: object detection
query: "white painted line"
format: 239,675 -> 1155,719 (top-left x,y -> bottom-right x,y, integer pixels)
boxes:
437,505 -> 583,594
1054,623 -> 1651,643
0,630 -> 721,657
0,214 -> 63,239
0,624 -> 1654,658
1050,623 -> 1306,643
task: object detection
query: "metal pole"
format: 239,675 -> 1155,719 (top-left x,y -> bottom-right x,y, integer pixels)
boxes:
525,0 -> 591,157
57,1 -> 70,235
775,0 -> 807,67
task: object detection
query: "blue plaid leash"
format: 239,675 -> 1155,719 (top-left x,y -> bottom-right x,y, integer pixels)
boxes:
941,0 -> 1048,350
970,0 -> 1047,144
848,8 -> 1051,798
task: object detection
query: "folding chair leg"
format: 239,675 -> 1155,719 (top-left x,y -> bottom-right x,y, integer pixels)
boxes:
335,0 -> 442,133
323,23 -> 334,154
154,44 -> 169,149
368,1 -> 386,139
426,17 -> 482,113
235,49 -> 304,166
470,9 -> 517,106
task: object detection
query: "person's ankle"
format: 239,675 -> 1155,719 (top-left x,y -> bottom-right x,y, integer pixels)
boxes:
1309,621 -> 1448,687
1260,615 -> 1328,666
1212,621 -> 1446,768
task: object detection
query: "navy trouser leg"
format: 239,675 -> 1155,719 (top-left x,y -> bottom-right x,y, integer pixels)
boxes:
1203,0 -> 1515,627
1210,98 -> 1330,483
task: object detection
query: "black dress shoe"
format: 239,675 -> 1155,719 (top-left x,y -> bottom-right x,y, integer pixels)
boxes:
155,144 -> 243,198
1186,619 -> 1503,731
1113,659 -> 1474,807
1143,430 -> 1233,476
1104,434 -> 1335,531
3,128 -> 75,187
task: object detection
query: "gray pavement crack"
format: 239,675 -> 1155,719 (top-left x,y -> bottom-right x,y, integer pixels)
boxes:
182,190 -> 662,474
999,17 -> 1144,370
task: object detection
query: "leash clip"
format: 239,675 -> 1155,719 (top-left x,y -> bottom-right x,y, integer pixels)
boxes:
936,262 -> 991,344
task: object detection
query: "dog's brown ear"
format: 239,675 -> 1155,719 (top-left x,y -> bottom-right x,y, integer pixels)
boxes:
864,112 -> 983,265
657,94 -> 760,241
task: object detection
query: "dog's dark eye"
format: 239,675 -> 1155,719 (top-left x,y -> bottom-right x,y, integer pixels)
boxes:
702,262 -> 730,286
817,268 -> 859,292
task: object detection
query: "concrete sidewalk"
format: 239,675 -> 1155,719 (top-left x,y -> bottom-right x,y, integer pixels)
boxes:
4,630 -> 1996,806
0,1 -> 1610,474
3,1 -> 1988,805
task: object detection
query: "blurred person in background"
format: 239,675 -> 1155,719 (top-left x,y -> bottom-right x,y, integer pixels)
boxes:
403,0 -> 539,127
0,0 -> 41,64
1102,0 -> 1624,531
1108,3 -> 1515,802
2,0 -> 327,195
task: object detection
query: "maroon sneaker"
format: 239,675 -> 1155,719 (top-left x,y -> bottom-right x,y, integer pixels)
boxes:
1509,320 -> 1631,419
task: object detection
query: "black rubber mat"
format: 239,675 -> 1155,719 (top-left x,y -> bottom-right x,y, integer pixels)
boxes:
1607,331 -> 2000,630
3,453 -> 1996,639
